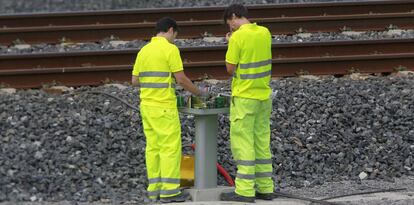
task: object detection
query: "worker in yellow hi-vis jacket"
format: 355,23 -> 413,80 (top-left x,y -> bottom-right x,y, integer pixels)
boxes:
131,17 -> 207,203
220,4 -> 275,203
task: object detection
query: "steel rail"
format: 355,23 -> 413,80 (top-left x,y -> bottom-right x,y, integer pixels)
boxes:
1,53 -> 413,88
1,0 -> 413,28
1,12 -> 413,44
1,39 -> 413,70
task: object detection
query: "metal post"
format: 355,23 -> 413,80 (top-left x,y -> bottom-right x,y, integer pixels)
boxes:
194,114 -> 218,189
179,107 -> 230,201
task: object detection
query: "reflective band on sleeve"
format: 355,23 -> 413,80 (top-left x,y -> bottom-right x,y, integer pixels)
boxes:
240,59 -> 272,69
139,71 -> 170,77
160,189 -> 181,195
140,83 -> 169,88
240,70 -> 271,79
256,172 -> 273,178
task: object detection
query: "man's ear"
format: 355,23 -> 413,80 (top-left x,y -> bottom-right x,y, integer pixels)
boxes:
168,27 -> 174,34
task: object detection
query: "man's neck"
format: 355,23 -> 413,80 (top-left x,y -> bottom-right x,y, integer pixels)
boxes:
156,33 -> 171,43
237,18 -> 250,29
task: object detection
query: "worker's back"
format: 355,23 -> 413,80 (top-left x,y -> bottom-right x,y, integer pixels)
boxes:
133,36 -> 183,108
227,23 -> 272,100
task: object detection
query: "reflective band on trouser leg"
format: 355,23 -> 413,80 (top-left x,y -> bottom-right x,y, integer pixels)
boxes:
160,189 -> 181,196
230,97 -> 257,197
254,98 -> 274,194
148,178 -> 160,184
158,108 -> 182,198
236,160 -> 255,166
161,178 -> 181,184
147,177 -> 181,198
236,159 -> 272,166
149,178 -> 180,184
147,190 -> 160,199
141,105 -> 161,199
237,172 -> 272,179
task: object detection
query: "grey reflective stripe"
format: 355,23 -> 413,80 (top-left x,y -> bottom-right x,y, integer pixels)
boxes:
139,71 -> 174,88
148,178 -> 160,184
256,172 -> 273,178
236,160 -> 255,166
237,159 -> 272,166
256,159 -> 272,164
139,71 -> 170,77
161,178 -> 181,184
240,70 -> 271,79
160,189 -> 181,195
149,178 -> 180,184
140,83 -> 169,88
236,173 -> 255,180
240,59 -> 272,69
237,172 -> 273,179
148,190 -> 159,196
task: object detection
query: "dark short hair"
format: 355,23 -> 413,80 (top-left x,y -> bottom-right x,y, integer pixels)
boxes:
223,4 -> 248,23
155,17 -> 179,34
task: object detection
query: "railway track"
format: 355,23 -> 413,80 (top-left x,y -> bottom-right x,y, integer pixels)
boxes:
1,38 -> 413,69
1,0 -> 413,28
0,1 -> 414,44
0,1 -> 413,88
1,53 -> 413,89
1,39 -> 413,88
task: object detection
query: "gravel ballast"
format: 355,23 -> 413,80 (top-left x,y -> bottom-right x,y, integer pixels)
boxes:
2,29 -> 414,55
0,74 -> 413,203
0,0 -> 356,14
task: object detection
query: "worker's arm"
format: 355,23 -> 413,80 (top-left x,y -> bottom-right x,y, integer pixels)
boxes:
131,50 -> 141,87
225,33 -> 239,76
173,71 -> 202,96
131,75 -> 140,87
225,62 -> 237,75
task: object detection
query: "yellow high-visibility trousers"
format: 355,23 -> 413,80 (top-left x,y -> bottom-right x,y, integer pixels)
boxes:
140,105 -> 182,199
230,97 -> 274,197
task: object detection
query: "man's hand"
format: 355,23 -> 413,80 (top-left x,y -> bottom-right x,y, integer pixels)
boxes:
174,71 -> 202,96
198,86 -> 211,98
225,32 -> 232,42
131,75 -> 140,87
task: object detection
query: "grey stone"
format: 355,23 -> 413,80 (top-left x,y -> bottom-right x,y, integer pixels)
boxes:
359,172 -> 368,180
14,44 -> 31,50
109,40 -> 128,47
1,75 -> 413,203
0,88 -> 16,94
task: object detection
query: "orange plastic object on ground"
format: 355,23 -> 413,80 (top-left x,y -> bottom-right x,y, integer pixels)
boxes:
180,155 -> 195,187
